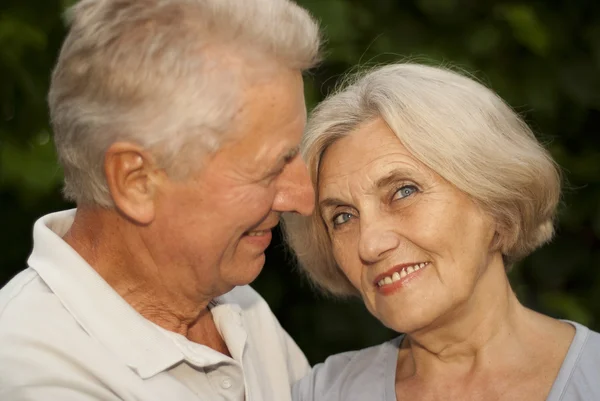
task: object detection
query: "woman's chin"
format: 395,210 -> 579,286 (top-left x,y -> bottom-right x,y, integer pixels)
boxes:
373,305 -> 440,335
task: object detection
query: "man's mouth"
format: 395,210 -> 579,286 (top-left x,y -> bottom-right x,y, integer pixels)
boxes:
245,230 -> 270,237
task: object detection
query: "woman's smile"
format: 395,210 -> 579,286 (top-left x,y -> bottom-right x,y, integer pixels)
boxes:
283,62 -> 583,401
317,118 -> 498,333
373,261 -> 430,295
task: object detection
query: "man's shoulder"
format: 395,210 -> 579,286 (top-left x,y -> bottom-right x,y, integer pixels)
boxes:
217,285 -> 285,335
221,285 -> 272,315
0,268 -> 103,386
0,268 -> 61,322
225,284 -> 263,304
0,268 -> 38,313
0,267 -> 86,345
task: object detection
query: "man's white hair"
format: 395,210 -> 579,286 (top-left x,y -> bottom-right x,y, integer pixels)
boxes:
49,0 -> 321,206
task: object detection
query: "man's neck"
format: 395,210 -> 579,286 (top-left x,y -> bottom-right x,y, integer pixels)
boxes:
62,207 -> 221,341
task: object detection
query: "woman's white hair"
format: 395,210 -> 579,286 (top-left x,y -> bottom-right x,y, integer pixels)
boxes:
282,63 -> 561,297
49,0 -> 321,206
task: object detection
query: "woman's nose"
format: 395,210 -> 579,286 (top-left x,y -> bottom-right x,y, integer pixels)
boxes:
358,221 -> 401,264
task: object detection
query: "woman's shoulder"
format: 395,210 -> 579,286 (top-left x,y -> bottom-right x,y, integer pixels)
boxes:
548,321 -> 600,401
566,321 -> 600,371
292,336 -> 402,401
571,323 -> 600,378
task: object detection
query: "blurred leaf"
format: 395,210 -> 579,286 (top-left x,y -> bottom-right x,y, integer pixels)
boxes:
467,24 -> 502,56
0,15 -> 47,56
588,23 -> 600,71
416,0 -> 458,19
593,201 -> 600,238
61,0 -> 78,10
539,292 -> 592,326
551,144 -> 600,183
0,133 -> 63,197
495,4 -> 550,56
303,75 -> 320,111
559,61 -> 600,107
300,0 -> 360,63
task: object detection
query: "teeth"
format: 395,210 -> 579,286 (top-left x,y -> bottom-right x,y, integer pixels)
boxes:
376,262 -> 429,287
247,230 -> 267,236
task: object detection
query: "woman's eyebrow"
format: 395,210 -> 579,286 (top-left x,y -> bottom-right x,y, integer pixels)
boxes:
318,168 -> 417,210
318,197 -> 347,212
376,168 -> 415,190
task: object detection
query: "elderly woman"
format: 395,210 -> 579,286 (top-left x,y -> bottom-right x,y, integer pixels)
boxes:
283,64 -> 600,401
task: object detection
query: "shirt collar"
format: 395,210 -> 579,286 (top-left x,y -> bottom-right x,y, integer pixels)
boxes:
27,209 -> 246,379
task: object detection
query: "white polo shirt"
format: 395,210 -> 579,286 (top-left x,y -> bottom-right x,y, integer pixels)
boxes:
0,210 -> 310,401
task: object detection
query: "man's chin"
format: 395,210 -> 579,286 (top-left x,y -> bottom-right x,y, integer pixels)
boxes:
230,255 -> 266,288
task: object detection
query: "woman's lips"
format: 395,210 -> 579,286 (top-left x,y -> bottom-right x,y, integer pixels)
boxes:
373,262 -> 430,294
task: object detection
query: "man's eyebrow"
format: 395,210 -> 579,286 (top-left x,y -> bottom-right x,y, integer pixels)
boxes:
267,146 -> 300,176
282,146 -> 300,163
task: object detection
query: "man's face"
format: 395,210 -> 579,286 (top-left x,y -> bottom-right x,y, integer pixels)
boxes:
150,67 -> 314,299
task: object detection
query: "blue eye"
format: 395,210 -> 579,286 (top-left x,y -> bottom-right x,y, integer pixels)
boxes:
333,212 -> 353,227
394,185 -> 418,200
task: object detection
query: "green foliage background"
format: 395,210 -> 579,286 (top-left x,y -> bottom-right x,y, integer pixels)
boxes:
1,0 -> 599,364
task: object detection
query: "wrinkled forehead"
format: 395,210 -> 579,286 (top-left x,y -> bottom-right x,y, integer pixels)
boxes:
316,118 -> 429,198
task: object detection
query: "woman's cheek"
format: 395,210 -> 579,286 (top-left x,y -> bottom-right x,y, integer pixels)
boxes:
332,240 -> 356,285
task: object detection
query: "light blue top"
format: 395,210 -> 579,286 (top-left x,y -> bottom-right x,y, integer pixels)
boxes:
293,321 -> 600,401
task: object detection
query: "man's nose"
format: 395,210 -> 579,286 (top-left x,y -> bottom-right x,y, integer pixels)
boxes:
358,219 -> 401,264
272,156 -> 315,216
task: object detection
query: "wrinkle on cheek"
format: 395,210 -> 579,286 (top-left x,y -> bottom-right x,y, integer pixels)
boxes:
332,234 -> 363,289
217,164 -> 264,184
226,184 -> 271,209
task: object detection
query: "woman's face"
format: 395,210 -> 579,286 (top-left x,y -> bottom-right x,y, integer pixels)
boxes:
317,118 -> 499,333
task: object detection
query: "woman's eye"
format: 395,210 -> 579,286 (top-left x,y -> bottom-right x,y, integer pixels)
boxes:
333,212 -> 353,227
393,185 -> 418,200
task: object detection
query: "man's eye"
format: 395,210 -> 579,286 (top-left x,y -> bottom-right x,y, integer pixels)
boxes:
393,185 -> 418,200
332,212 -> 353,227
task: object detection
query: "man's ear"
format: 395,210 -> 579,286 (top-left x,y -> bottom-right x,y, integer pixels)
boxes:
104,142 -> 162,225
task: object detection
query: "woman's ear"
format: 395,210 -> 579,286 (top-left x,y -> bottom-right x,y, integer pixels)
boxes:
490,230 -> 503,252
489,219 -> 511,254
104,142 -> 161,225
490,221 -> 517,257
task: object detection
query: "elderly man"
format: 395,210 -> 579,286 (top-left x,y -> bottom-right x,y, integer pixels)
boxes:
0,0 -> 320,400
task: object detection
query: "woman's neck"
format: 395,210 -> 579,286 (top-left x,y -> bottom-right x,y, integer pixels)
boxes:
398,256 -> 555,379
